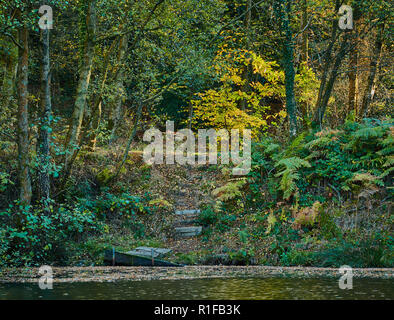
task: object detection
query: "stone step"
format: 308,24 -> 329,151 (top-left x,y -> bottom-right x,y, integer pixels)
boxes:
175,209 -> 201,215
173,219 -> 199,226
174,226 -> 202,238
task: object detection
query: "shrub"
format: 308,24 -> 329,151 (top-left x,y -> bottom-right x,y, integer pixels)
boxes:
0,201 -> 105,267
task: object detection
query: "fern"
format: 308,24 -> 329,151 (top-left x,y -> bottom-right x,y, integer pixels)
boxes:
283,131 -> 308,157
265,142 -> 281,156
351,126 -> 386,140
305,136 -> 333,150
343,172 -> 384,194
345,120 -> 392,151
212,178 -> 246,202
275,157 -> 311,200
380,155 -> 394,178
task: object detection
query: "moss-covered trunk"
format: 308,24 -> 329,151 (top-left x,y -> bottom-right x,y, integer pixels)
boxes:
37,27 -> 52,204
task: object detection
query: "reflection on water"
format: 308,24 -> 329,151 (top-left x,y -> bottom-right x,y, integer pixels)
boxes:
0,277 -> 393,300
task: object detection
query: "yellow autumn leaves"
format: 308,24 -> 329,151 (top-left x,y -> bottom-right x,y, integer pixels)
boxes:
191,46 -> 286,136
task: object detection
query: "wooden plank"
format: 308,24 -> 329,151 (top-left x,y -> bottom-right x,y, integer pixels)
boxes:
104,250 -> 181,267
126,247 -> 172,258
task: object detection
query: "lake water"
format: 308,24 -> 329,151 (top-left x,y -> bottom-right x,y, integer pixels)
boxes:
0,277 -> 393,300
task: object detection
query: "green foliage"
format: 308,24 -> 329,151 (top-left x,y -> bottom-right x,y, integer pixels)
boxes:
248,119 -> 393,203
0,188 -> 154,266
228,248 -> 255,265
0,171 -> 13,192
239,119 -> 394,267
1,0 -> 392,270
280,237 -> 392,268
0,201 -> 105,267
198,206 -> 219,226
317,210 -> 342,240
198,205 -> 237,234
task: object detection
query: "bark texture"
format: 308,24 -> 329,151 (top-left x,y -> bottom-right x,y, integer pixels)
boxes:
16,24 -> 32,205
38,27 -> 52,204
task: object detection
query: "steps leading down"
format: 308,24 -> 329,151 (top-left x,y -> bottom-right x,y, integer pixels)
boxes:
173,209 -> 202,238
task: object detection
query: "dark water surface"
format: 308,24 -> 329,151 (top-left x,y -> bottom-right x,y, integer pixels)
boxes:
0,277 -> 393,300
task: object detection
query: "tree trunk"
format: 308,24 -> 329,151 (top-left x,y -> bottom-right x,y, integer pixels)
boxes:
313,36 -> 349,126
16,24 -> 32,205
359,23 -> 384,118
239,0 -> 252,111
348,46 -> 357,113
112,102 -> 144,181
37,27 -> 52,205
313,0 -> 340,129
301,0 -> 308,64
348,17 -> 359,115
64,0 -> 96,173
88,100 -> 102,151
299,0 -> 309,128
88,38 -> 118,151
282,0 -> 297,137
187,93 -> 194,130
109,34 -> 129,142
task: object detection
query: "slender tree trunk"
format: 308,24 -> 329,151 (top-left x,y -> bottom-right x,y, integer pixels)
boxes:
38,27 -> 52,205
313,0 -> 340,129
301,0 -> 308,64
299,0 -> 309,127
109,34 -> 129,142
282,0 -> 297,137
359,24 -> 384,118
88,101 -> 102,151
88,38 -> 118,151
187,93 -> 194,130
109,95 -> 124,141
239,0 -> 252,111
314,36 -> 349,126
112,102 -> 144,181
64,0 -> 96,173
348,47 -> 357,113
16,24 -> 32,205
348,18 -> 359,115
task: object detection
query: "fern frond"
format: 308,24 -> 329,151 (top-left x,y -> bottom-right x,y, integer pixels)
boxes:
265,143 -> 280,155
274,157 -> 311,200
351,126 -> 385,140
305,136 -> 332,150
275,157 -> 311,171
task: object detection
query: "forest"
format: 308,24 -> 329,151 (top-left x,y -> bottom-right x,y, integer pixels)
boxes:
0,0 -> 392,269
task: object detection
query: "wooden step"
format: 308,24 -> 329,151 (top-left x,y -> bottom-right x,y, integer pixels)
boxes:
174,226 -> 202,238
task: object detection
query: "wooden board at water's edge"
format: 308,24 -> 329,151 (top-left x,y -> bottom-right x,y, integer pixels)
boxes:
126,247 -> 172,258
104,250 -> 183,267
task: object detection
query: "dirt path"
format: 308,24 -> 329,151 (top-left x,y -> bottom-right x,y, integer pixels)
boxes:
149,162 -> 222,254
